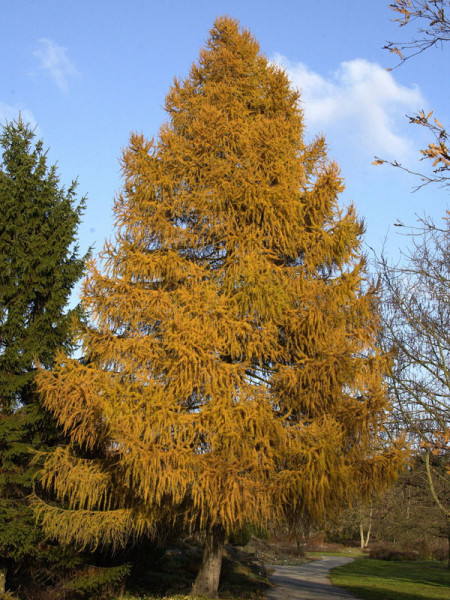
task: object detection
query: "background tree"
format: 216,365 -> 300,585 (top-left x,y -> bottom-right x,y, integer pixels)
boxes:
36,17 -> 404,597
0,119 -> 87,408
379,213 -> 450,566
371,1 -> 450,568
0,118 -> 96,597
326,457 -> 448,559
374,457 -> 448,555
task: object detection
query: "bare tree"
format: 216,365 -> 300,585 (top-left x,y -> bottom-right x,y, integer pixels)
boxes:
385,1 -> 450,65
379,212 -> 450,566
374,1 -> 450,188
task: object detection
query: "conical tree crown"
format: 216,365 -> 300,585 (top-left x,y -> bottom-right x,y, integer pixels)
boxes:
0,119 -> 87,409
36,17 -> 402,549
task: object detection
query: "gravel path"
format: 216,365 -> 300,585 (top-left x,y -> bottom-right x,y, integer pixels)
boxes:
265,556 -> 358,600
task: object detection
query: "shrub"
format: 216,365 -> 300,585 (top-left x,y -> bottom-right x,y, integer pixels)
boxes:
229,523 -> 269,547
369,544 -> 418,561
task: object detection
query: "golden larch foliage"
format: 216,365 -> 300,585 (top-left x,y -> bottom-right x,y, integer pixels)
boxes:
35,17 -> 404,550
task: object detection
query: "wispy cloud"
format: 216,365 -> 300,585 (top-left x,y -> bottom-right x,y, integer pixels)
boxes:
273,55 -> 425,161
34,38 -> 78,93
0,102 -> 38,128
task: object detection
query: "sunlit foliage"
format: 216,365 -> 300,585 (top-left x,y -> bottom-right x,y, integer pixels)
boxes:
35,18 -> 403,586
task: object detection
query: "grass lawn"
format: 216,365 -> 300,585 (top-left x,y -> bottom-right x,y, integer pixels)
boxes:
330,556 -> 450,600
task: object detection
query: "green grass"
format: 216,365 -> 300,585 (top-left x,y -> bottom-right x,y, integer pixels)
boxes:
330,556 -> 450,600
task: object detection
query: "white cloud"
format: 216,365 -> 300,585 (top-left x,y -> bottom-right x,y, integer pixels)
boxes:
273,55 -> 425,160
34,38 -> 78,92
0,102 -> 38,129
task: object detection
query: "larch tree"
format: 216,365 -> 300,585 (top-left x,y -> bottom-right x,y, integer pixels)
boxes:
0,119 -> 88,595
36,18 -> 403,597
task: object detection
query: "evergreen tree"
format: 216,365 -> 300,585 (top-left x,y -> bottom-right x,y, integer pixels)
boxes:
36,18 -> 404,597
0,119 -> 89,595
0,119 -> 86,407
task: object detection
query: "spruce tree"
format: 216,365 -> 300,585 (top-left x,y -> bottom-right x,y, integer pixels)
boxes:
36,18 -> 404,597
0,119 -> 88,594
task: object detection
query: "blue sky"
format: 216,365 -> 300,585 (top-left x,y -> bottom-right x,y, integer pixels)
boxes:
2,0 -> 448,275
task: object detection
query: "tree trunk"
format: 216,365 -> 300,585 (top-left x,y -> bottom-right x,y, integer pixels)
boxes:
295,518 -> 310,555
359,521 -> 365,550
359,506 -> 373,550
192,525 -> 226,597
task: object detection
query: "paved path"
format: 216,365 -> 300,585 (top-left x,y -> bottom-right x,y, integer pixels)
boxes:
265,557 -> 358,600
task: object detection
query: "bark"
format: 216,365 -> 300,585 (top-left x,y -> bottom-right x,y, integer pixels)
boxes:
0,568 -> 5,594
295,518 -> 310,555
359,522 -> 366,550
192,525 -> 226,597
